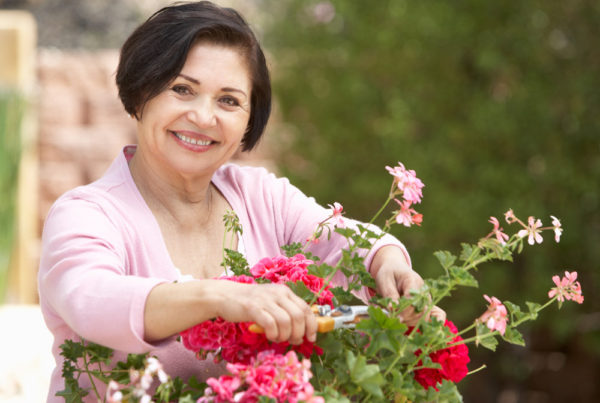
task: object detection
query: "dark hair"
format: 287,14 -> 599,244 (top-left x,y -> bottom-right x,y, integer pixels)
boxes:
116,1 -> 271,151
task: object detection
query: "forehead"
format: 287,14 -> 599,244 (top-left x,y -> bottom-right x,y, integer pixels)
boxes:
180,42 -> 251,87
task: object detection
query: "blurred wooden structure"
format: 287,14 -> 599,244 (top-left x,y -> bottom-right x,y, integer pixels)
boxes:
0,10 -> 39,303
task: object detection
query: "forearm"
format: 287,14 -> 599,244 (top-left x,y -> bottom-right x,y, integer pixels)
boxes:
143,279 -> 225,342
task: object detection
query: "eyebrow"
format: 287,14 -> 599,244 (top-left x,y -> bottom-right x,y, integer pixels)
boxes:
178,74 -> 248,98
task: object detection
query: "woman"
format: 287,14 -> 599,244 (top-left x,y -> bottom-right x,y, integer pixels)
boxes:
38,2 -> 431,401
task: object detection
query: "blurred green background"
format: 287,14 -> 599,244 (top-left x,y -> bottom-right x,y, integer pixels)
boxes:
0,92 -> 23,301
262,1 -> 599,402
1,0 -> 598,401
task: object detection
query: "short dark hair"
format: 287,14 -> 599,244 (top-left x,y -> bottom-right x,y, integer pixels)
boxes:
116,1 -> 271,151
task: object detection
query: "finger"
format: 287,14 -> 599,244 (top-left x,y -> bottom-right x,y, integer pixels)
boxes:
430,306 -> 447,323
290,292 -> 319,343
276,297 -> 306,345
285,292 -> 318,342
398,272 -> 424,297
253,309 -> 279,341
401,306 -> 421,327
376,271 -> 401,300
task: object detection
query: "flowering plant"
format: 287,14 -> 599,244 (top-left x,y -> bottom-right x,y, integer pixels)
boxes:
59,162 -> 583,403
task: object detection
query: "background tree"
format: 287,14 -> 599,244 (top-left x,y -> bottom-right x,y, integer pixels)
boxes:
263,1 -> 600,401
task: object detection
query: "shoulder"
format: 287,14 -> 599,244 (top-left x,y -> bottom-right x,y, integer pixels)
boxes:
44,149 -> 138,227
214,162 -> 280,185
213,163 -> 298,199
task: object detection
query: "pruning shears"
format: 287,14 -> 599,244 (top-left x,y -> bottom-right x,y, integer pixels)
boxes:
248,304 -> 371,334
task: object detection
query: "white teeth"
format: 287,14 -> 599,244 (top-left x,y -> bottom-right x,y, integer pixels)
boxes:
173,131 -> 212,146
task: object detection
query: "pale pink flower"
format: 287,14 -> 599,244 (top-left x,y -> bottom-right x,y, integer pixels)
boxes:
548,271 -> 584,304
106,380 -> 123,403
479,295 -> 508,335
504,209 -> 517,224
517,216 -> 543,245
146,357 -> 169,384
393,199 -> 422,227
327,202 -> 345,227
488,216 -> 509,245
386,162 -> 424,204
550,215 -> 563,243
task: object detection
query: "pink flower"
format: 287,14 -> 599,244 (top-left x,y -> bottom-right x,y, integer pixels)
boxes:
202,351 -> 321,402
327,202 -> 345,227
479,295 -> 508,335
517,216 -> 544,245
548,271 -> 584,304
488,216 -> 509,245
504,209 -> 517,224
204,375 -> 241,402
386,162 -> 424,204
393,199 -> 423,227
550,215 -> 563,243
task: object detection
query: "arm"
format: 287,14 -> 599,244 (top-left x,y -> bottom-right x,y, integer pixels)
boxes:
144,279 -> 317,344
40,197 -> 316,349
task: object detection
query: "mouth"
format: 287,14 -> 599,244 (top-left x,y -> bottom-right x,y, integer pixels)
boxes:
170,130 -> 215,146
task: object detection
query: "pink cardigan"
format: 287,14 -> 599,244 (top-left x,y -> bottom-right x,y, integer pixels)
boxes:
38,146 -> 408,402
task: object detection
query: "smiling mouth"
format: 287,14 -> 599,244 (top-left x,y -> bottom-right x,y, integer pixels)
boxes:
171,131 -> 214,146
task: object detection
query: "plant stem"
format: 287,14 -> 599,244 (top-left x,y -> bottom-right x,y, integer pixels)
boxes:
81,344 -> 103,402
368,193 -> 393,226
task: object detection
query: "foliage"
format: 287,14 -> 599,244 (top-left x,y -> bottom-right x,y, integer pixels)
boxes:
0,90 -> 24,300
262,1 -> 600,399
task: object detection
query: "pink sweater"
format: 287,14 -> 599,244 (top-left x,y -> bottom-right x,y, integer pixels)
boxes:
38,146 -> 408,402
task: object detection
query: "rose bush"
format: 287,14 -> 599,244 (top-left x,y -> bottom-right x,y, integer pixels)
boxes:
59,162 -> 583,402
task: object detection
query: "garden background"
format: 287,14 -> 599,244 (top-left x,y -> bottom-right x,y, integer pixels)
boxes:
0,0 -> 598,402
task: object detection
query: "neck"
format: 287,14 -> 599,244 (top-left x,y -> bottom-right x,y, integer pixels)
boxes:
128,150 -> 214,228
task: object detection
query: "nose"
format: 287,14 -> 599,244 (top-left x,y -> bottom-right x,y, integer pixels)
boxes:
185,97 -> 217,128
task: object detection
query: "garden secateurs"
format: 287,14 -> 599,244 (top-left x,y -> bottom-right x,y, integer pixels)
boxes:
248,304 -> 371,334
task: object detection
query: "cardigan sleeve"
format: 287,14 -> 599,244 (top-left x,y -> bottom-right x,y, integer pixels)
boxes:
38,196 -> 168,353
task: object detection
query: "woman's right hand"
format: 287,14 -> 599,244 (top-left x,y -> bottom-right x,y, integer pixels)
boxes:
215,282 -> 318,345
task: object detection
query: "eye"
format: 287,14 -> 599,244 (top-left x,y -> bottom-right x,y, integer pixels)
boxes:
171,84 -> 193,96
219,96 -> 241,107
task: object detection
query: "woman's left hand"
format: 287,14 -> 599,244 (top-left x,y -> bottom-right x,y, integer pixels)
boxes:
370,245 -> 446,325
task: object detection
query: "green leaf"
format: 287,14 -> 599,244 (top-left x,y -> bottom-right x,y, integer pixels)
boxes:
55,377 -> 89,403
222,248 -> 251,276
307,262 -> 336,278
280,242 -> 303,257
526,301 -> 541,320
459,242 -> 481,262
475,323 -> 498,351
286,280 -> 317,303
433,250 -> 457,271
331,286 -> 364,305
504,300 -> 527,322
502,327 -> 525,346
448,266 -> 478,287
346,351 -> 384,398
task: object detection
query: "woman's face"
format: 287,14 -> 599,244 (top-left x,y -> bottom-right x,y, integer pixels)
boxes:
135,42 -> 252,180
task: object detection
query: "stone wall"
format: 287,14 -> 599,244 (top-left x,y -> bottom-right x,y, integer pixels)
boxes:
36,48 -> 137,231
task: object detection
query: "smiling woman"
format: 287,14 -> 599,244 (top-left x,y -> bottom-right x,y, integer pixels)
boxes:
36,2 -> 428,402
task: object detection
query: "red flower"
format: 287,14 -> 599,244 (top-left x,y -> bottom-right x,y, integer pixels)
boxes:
412,320 -> 470,390
180,255 -> 328,364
